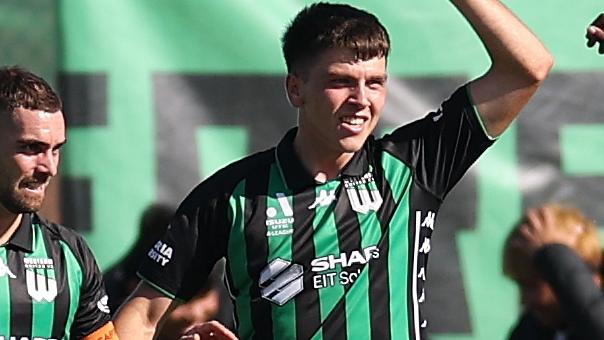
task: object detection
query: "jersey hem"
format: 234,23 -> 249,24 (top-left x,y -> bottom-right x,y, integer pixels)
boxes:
137,273 -> 181,301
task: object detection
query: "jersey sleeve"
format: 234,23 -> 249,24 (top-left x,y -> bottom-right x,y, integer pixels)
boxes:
68,233 -> 113,339
137,182 -> 231,301
379,84 -> 494,200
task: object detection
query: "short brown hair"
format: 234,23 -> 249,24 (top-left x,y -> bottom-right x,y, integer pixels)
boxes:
281,3 -> 390,75
503,203 -> 602,280
0,66 -> 61,116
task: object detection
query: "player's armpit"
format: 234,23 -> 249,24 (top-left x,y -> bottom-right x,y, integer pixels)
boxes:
82,321 -> 119,340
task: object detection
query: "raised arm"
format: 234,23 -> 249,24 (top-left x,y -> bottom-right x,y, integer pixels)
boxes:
451,0 -> 553,137
113,281 -> 176,339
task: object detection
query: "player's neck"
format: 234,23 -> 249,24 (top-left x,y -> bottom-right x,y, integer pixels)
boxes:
293,131 -> 354,182
0,208 -> 22,245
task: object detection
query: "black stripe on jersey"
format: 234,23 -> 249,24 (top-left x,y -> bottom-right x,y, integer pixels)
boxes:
369,166 -> 396,340
223,265 -> 240,328
50,246 -> 70,337
244,165 -> 273,340
292,189 -> 320,340
8,249 -> 32,336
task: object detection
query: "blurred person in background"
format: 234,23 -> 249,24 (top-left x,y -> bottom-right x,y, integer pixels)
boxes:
105,203 -> 222,338
503,203 -> 604,339
0,66 -> 116,339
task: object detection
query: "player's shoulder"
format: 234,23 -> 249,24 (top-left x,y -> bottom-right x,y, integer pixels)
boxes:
34,214 -> 93,257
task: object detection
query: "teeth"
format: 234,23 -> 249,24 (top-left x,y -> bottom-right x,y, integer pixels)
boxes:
341,117 -> 364,125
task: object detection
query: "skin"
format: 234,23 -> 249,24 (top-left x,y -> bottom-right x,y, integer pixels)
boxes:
0,107 -> 66,244
287,47 -> 388,182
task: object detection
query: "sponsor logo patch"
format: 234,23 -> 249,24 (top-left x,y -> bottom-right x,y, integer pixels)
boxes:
266,193 -> 294,237
259,258 -> 304,305
97,294 -> 111,313
311,246 -> 380,289
147,241 -> 173,266
0,258 -> 16,279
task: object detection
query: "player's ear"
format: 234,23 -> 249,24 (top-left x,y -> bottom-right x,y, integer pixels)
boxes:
286,73 -> 303,108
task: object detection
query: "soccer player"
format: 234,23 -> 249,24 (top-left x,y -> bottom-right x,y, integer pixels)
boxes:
0,66 -> 117,339
586,13 -> 604,53
114,1 -> 553,339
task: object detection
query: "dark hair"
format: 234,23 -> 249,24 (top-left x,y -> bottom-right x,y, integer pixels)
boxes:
282,2 -> 390,75
0,66 -> 61,116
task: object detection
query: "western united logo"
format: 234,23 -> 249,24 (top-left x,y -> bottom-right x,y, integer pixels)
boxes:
344,172 -> 382,214
24,258 -> 57,303
259,258 -> 304,305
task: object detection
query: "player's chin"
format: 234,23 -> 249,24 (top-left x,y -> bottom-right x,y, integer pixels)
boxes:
338,137 -> 367,153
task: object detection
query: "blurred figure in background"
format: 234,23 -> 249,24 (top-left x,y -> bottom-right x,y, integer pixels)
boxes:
586,13 -> 604,53
105,203 -> 222,338
503,203 -> 604,339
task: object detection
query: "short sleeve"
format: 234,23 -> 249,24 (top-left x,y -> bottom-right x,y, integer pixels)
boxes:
137,183 -> 231,301
68,235 -> 113,338
380,84 -> 494,200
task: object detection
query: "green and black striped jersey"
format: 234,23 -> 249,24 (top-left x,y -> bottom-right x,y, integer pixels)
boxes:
0,213 -> 113,340
139,85 -> 494,340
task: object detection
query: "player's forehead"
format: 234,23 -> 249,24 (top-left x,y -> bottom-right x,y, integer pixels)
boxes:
309,48 -> 387,76
10,107 -> 66,145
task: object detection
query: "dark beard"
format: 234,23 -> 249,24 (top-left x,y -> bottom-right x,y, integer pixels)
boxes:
0,186 -> 44,214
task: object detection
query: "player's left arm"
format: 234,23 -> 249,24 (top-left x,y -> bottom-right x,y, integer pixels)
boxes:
452,0 -> 553,138
69,234 -> 117,339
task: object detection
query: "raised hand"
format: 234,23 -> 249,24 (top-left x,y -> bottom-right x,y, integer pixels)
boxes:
586,13 -> 604,54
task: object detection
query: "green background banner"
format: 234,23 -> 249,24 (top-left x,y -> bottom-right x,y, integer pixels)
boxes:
2,0 -> 604,338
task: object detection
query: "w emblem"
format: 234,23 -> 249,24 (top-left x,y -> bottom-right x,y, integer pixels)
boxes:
344,173 -> 383,214
24,258 -> 58,303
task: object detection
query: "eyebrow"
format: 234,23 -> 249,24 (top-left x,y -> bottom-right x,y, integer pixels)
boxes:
17,139 -> 67,150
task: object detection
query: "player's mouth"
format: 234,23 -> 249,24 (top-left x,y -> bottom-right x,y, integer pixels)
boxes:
20,180 -> 48,194
339,115 -> 367,133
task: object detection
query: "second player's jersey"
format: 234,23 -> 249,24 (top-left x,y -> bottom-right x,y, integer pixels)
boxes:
0,213 -> 113,339
139,85 -> 494,340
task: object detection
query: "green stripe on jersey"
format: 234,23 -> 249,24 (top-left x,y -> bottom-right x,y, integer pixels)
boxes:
29,224 -> 54,337
60,240 -> 84,338
311,181 -> 343,340
266,163 -> 296,340
227,180 -> 254,338
382,152 -> 413,339
0,248 -> 11,336
346,173 -> 383,340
